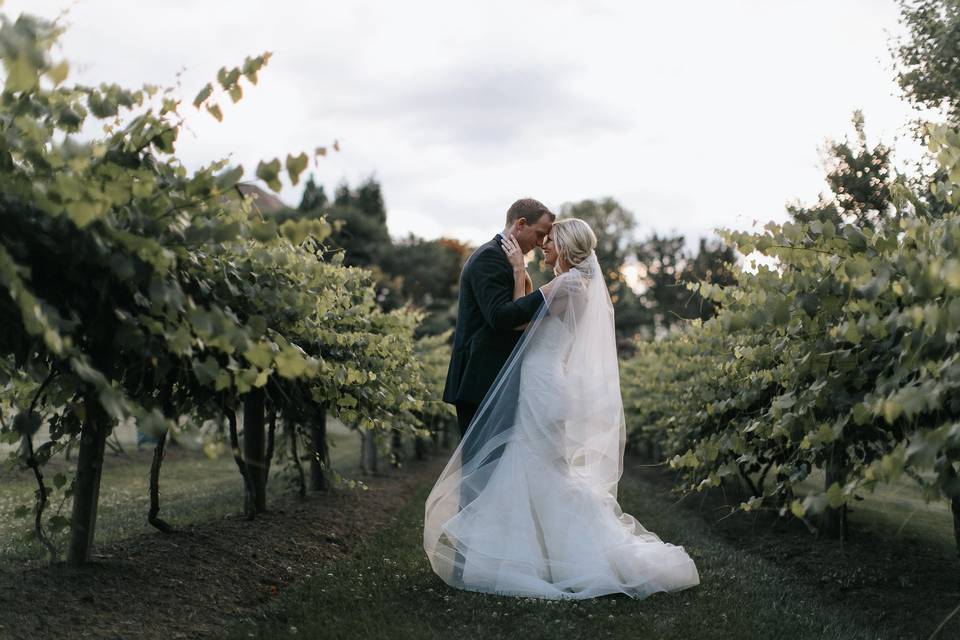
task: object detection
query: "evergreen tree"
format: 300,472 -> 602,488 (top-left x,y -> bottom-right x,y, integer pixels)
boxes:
298,175 -> 327,212
326,178 -> 392,268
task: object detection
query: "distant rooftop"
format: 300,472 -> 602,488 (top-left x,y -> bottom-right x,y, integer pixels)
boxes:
236,183 -> 288,214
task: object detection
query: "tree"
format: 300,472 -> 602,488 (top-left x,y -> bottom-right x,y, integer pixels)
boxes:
379,234 -> 470,335
635,233 -> 689,335
558,198 -> 644,341
378,235 -> 469,335
380,235 -> 463,305
326,178 -> 391,267
634,233 -> 737,337
789,113 -> 895,230
0,14 -> 439,568
893,0 -> 960,123
298,175 -> 327,212
559,198 -> 637,283
684,238 -> 737,320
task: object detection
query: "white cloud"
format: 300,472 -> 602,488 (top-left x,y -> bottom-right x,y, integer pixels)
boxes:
6,0 -> 929,249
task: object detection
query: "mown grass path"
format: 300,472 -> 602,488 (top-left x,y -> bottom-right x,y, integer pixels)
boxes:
232,458 -> 960,640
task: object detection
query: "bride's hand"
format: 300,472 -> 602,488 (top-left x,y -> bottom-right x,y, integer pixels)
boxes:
500,234 -> 525,271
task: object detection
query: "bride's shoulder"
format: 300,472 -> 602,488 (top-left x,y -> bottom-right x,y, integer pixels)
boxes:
541,270 -> 587,299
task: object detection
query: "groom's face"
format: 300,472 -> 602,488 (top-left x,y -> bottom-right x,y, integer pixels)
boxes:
514,216 -> 554,254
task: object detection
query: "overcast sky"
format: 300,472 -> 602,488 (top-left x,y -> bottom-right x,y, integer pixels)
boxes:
8,0 -> 929,248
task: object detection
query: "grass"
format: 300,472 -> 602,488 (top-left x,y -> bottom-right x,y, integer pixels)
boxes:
225,458 -> 960,640
4,421 -> 959,638
0,418 -> 365,564
797,469 -> 956,556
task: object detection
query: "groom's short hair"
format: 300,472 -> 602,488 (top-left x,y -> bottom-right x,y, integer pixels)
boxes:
506,198 -> 555,226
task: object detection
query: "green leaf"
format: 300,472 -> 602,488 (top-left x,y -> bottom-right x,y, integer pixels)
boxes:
790,500 -> 806,518
46,61 -> 69,86
280,220 -> 308,245
193,83 -> 213,108
825,482 -> 845,508
218,67 -> 241,90
883,399 -> 902,425
215,370 -> 232,392
256,158 -> 282,192
244,342 -> 274,369
48,515 -> 70,533
248,315 -> 268,336
65,200 -> 102,228
285,152 -> 309,186
215,165 -> 244,191
5,56 -> 38,93
251,220 -> 278,242
192,356 -> 221,386
13,412 -> 41,437
206,103 -> 223,122
275,346 -> 308,379
944,259 -> 960,293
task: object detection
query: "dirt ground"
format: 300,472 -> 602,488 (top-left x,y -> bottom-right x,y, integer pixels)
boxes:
0,453 -> 447,640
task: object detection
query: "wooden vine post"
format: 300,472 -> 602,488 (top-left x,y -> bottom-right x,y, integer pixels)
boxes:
67,398 -> 109,565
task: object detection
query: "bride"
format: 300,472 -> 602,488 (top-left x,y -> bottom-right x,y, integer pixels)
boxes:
422,217 -> 700,600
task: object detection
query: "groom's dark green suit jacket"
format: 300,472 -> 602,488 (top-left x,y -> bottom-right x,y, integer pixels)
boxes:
443,234 -> 545,407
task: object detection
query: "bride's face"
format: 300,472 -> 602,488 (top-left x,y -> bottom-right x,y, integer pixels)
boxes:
542,229 -> 558,267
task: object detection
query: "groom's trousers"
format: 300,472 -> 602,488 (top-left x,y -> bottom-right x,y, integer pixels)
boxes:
452,401 -> 479,583
455,402 -> 479,438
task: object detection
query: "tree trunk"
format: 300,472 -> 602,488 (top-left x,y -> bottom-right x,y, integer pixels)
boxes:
24,433 -> 57,560
147,429 -> 173,533
441,420 -> 451,449
947,467 -> 960,559
262,405 -> 277,492
226,407 -> 256,519
67,401 -> 109,565
361,429 -> 377,475
822,444 -> 848,540
289,423 -> 306,497
243,388 -> 267,513
952,493 -> 960,560
309,404 -> 329,491
429,416 -> 440,452
105,432 -> 126,456
391,429 -> 403,468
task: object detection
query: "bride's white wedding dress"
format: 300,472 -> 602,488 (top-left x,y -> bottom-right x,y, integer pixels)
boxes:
423,253 -> 699,600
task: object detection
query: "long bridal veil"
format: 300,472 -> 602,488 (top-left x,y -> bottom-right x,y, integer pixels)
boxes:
423,253 -> 699,600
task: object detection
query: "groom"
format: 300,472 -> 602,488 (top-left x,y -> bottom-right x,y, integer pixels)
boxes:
442,198 -> 555,437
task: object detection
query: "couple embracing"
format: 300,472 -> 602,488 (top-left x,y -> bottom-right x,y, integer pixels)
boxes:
423,198 -> 700,600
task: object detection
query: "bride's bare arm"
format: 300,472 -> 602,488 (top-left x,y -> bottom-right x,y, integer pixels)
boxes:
539,278 -> 558,298
500,235 -> 527,301
539,273 -> 577,314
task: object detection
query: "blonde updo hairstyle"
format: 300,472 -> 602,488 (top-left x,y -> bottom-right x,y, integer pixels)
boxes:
552,218 -> 597,274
